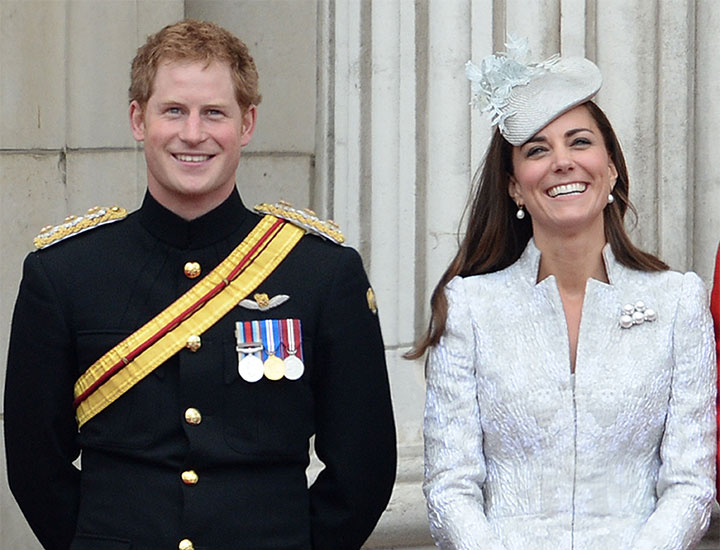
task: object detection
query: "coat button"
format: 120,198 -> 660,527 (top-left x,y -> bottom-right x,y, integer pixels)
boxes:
186,335 -> 201,352
178,539 -> 194,550
184,408 -> 202,425
181,470 -> 199,485
184,262 -> 201,279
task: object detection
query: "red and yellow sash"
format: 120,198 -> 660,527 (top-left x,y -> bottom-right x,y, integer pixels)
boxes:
73,215 -> 304,427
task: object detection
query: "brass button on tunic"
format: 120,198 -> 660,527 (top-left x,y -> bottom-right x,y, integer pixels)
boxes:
184,408 -> 202,425
183,262 -> 201,279
181,470 -> 199,485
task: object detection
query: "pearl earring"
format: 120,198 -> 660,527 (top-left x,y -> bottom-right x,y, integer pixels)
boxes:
607,193 -> 615,204
516,205 -> 526,220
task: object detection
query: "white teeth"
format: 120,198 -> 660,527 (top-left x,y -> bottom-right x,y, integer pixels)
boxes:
175,154 -> 210,162
548,183 -> 587,198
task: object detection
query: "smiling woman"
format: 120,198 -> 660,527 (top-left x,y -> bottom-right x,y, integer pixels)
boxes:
411,37 -> 717,550
509,105 -> 618,247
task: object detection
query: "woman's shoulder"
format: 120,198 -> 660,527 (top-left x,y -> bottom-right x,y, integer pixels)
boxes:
619,267 -> 708,317
447,267 -> 514,292
444,265 -> 525,314
622,265 -> 705,293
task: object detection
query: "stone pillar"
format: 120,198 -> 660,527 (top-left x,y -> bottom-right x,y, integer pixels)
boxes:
318,1 -> 431,546
695,0 -> 720,279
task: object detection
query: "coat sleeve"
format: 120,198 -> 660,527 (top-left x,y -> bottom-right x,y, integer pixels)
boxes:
4,252 -> 81,550
710,243 -> 720,501
630,272 -> 717,550
308,246 -> 397,550
423,277 -> 510,550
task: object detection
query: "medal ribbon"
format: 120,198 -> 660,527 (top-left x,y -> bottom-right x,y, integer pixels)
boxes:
235,321 -> 261,356
252,320 -> 262,357
263,319 -> 274,360
281,318 -> 302,359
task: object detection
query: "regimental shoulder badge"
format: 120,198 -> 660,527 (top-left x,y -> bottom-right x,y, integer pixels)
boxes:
33,206 -> 128,250
367,287 -> 378,315
254,201 -> 345,244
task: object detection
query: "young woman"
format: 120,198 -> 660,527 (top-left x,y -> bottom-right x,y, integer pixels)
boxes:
415,40 -> 717,549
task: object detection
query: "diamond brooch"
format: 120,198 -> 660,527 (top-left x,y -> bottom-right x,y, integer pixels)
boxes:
619,301 -> 657,329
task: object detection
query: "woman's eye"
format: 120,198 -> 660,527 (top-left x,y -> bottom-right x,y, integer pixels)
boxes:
572,137 -> 591,146
526,146 -> 545,157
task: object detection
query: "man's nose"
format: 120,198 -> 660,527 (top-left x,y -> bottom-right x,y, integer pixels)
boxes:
179,112 -> 205,144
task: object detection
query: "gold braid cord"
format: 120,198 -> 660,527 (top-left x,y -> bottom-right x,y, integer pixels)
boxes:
34,206 -> 128,250
254,201 -> 345,244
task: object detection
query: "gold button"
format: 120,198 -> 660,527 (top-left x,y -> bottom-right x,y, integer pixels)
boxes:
181,470 -> 199,485
184,262 -> 201,279
179,539 -> 194,550
184,408 -> 202,425
186,335 -> 201,352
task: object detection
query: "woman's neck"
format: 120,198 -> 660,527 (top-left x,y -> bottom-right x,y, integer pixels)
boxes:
534,231 -> 609,295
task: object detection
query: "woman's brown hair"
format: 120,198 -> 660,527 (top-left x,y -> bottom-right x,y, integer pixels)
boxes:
406,101 -> 667,359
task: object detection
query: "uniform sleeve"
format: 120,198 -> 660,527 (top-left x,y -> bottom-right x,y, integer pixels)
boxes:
710,243 -> 720,501
423,277 -> 509,550
4,252 -> 81,550
308,247 -> 397,550
630,272 -> 717,550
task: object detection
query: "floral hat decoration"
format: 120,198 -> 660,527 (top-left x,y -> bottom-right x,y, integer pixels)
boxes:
466,35 -> 602,146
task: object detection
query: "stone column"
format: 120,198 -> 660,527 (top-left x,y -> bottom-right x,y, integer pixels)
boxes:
695,0 -> 720,279
318,0 -> 431,546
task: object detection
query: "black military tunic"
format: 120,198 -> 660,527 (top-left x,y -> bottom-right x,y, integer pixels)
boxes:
4,189 -> 397,550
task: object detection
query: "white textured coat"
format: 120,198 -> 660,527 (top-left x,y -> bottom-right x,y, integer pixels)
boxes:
424,240 -> 717,550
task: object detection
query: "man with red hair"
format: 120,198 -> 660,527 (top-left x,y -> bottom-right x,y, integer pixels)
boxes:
4,19 -> 396,550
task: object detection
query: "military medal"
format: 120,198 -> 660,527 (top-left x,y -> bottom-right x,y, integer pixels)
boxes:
281,318 -> 304,380
235,318 -> 304,382
262,319 -> 285,380
235,321 -> 264,382
238,350 -> 264,383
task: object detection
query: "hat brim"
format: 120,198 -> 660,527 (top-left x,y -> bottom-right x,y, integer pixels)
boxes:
501,57 -> 602,146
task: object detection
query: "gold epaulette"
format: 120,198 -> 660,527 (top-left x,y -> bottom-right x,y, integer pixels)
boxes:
33,206 -> 128,250
254,201 -> 345,244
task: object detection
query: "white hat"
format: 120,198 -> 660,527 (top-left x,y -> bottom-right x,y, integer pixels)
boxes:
466,35 -> 602,146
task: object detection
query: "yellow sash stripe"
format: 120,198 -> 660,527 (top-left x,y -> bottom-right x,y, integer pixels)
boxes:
74,215 -> 304,427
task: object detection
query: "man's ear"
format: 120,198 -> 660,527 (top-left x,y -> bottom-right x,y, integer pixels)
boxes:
240,105 -> 258,147
129,100 -> 146,142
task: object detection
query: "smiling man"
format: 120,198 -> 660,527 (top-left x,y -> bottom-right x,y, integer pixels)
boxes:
4,20 -> 396,550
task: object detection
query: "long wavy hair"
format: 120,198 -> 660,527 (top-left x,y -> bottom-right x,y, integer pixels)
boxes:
406,101 -> 668,359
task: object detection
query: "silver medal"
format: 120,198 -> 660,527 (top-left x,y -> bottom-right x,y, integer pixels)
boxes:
236,341 -> 264,383
238,353 -> 264,382
283,353 -> 305,380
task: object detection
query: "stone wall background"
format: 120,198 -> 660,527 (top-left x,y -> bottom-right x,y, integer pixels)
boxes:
1,0 -> 717,548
